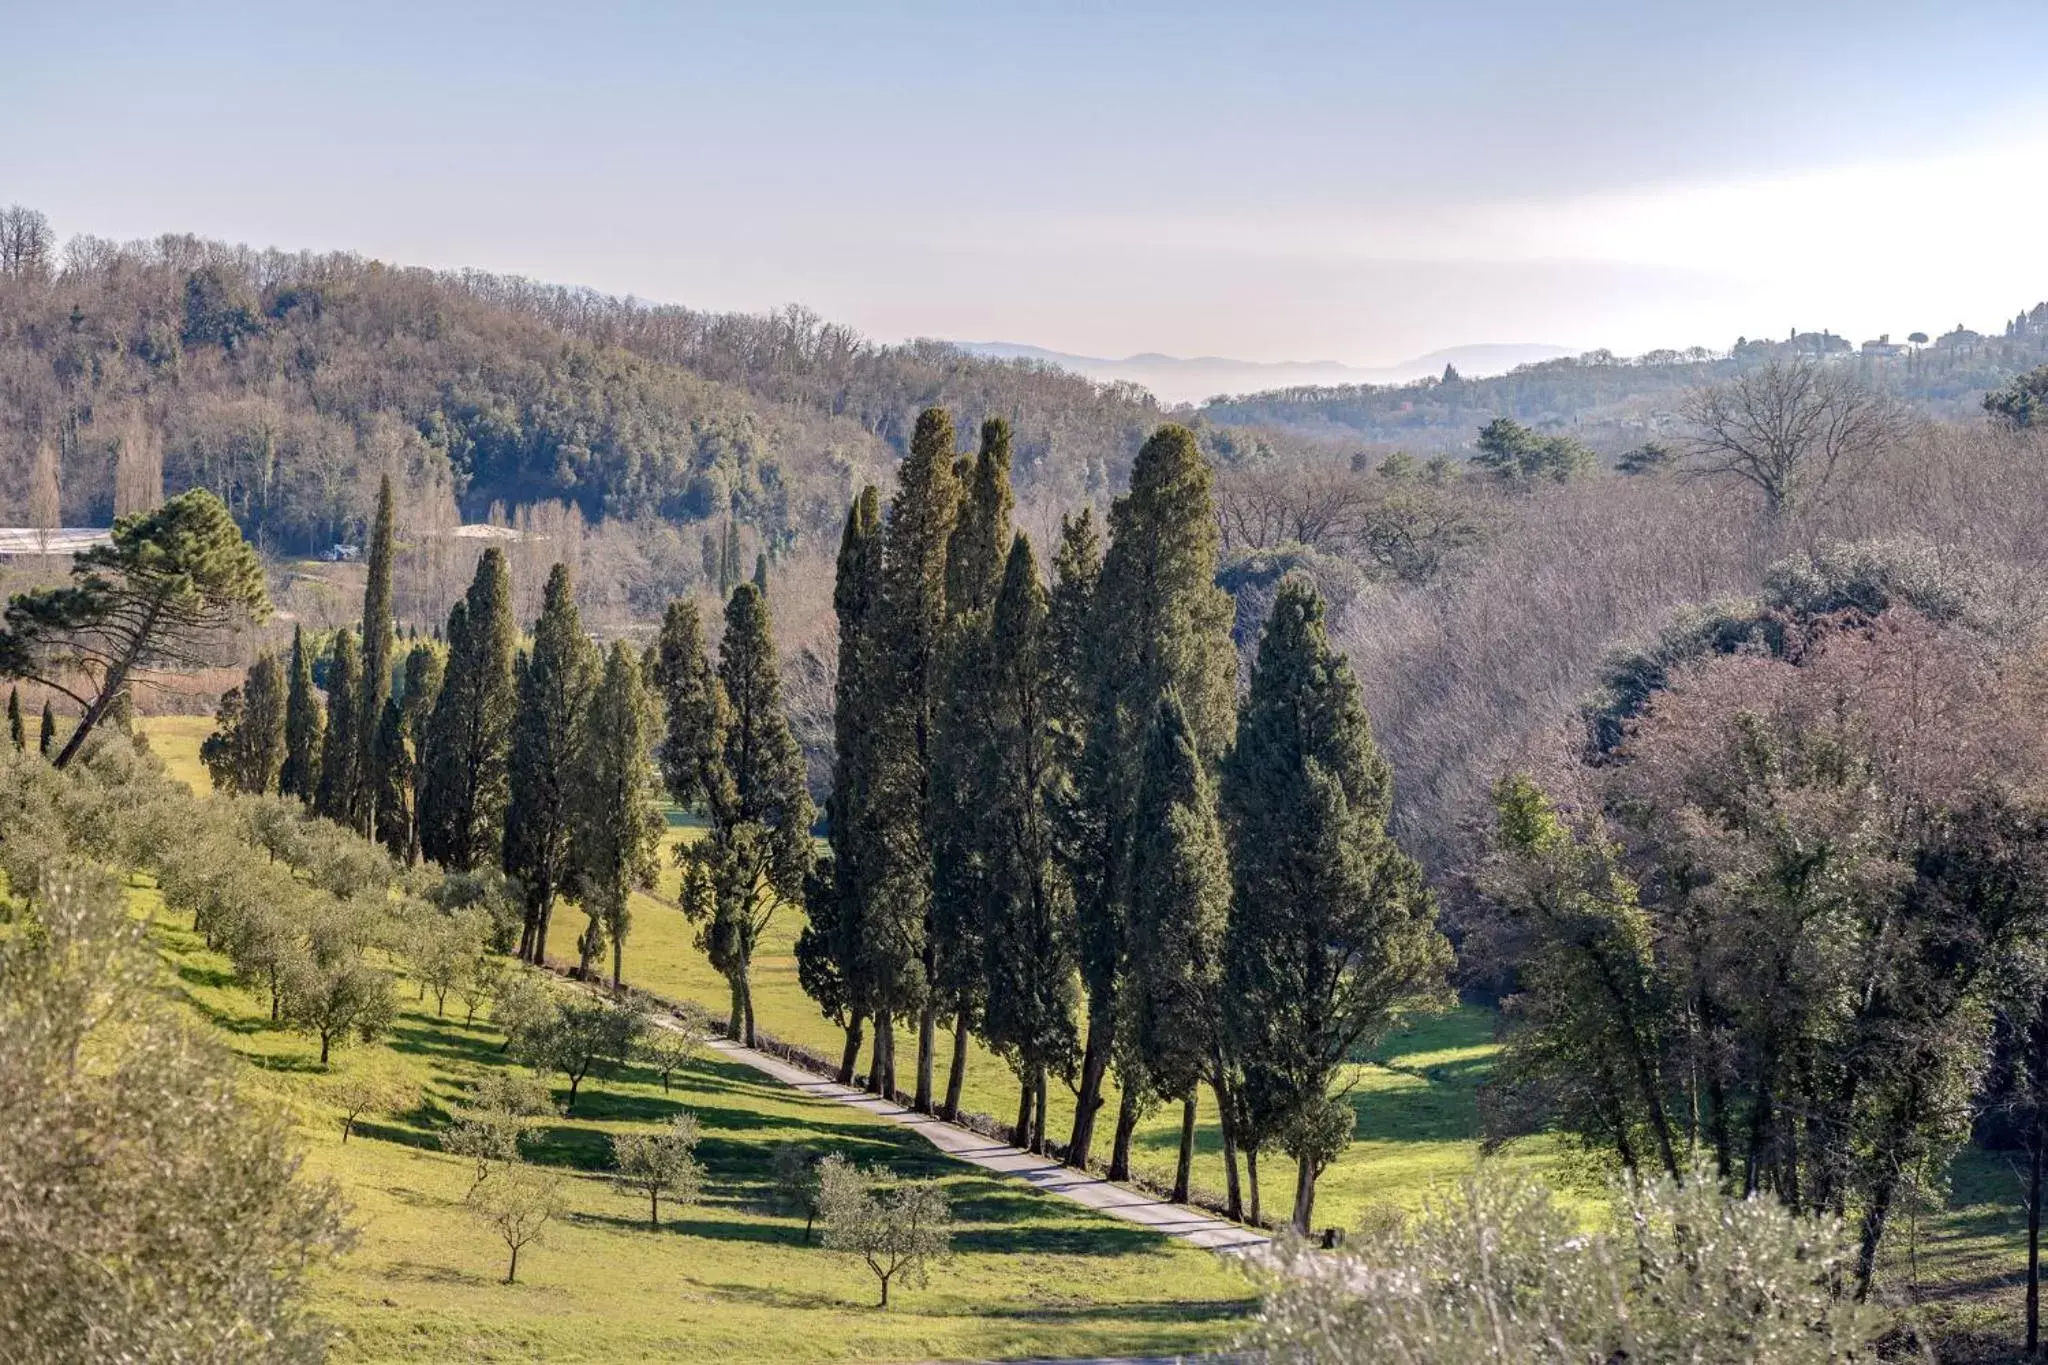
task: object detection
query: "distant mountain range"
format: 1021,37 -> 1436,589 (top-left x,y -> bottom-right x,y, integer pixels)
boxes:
955,341 -> 1575,405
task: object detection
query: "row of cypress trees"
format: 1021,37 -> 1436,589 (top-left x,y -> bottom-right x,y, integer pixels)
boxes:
6,685 -> 57,757
797,412 -> 1449,1232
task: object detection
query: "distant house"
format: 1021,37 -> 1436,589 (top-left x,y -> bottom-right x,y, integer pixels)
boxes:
319,543 -> 361,563
443,523 -> 538,542
1860,334 -> 1909,359
0,527 -> 114,559
1935,325 -> 1983,350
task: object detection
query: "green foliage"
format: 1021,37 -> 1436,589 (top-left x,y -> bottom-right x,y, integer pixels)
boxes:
1471,416 -> 1594,487
610,1114 -> 705,1228
6,686 -> 21,751
1985,363 -> 2048,428
38,699 -> 53,756
0,488 -> 268,768
465,1162 -> 564,1285
1220,579 -> 1450,1231
202,650 -> 287,794
504,563 -> 597,963
280,625 -> 323,803
313,628 -> 361,822
419,548 -> 517,871
509,992 -> 648,1112
570,641 -> 663,986
0,866 -> 351,1364
1246,1163 -> 1881,1364
817,1155 -> 955,1308
356,473 -> 396,831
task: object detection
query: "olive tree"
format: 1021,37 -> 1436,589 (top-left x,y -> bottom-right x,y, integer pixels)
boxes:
610,1114 -> 704,1228
817,1156 -> 953,1308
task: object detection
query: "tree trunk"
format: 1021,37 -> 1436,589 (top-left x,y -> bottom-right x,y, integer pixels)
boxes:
506,1244 -> 518,1285
1291,1155 -> 1317,1235
533,896 -> 554,966
837,1016 -> 865,1086
878,1271 -> 890,1308
1246,1148 -> 1262,1228
320,1034 -> 332,1066
742,971 -> 757,1047
1032,1064 -> 1048,1154
517,914 -> 535,964
941,1010 -> 970,1121
1214,1066 -> 1243,1222
1108,1086 -> 1139,1181
1013,1075 -> 1035,1148
1066,1009 -> 1109,1168
865,1011 -> 888,1094
728,974 -> 746,1044
913,1001 -> 936,1113
2030,1111 -> 2042,1356
1172,1095 -> 1197,1204
612,931 -> 624,993
650,1190 -> 660,1228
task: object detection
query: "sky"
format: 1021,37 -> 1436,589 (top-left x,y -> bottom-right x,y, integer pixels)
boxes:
5,0 -> 2048,365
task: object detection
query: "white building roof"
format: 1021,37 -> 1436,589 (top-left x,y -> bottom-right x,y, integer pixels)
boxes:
0,527 -> 114,556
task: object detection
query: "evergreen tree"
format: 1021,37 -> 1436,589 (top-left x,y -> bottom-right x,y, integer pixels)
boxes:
872,407 -> 960,1113
663,587 -> 814,1043
38,700 -> 55,757
279,625 -> 323,803
976,536 -> 1078,1153
356,473 -> 396,835
313,630 -> 361,822
1125,692 -> 1230,1204
200,686 -> 244,792
7,686 -> 22,751
1066,424 -> 1237,1173
719,518 -> 743,598
419,549 -> 517,871
1219,579 -> 1450,1233
928,416 -> 1015,1118
569,642 -> 663,989
379,642 -> 443,864
205,650 -> 291,795
797,487 -> 884,1084
753,552 -> 769,596
505,564 -> 598,964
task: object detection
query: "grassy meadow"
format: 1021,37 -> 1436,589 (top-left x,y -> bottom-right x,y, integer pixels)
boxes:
135,713 -> 2043,1352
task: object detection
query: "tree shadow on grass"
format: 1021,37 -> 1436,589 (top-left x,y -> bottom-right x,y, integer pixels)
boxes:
350,1118 -> 451,1155
386,1022 -> 512,1069
173,959 -> 237,991
678,1277 -> 844,1312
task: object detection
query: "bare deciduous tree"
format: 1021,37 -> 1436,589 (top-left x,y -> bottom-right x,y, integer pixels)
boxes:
1680,360 -> 1908,513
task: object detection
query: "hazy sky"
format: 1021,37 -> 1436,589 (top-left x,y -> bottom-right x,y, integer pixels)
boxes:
6,1 -> 2048,364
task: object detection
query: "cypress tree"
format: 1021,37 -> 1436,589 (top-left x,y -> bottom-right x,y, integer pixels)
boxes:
200,685 -> 244,792
38,700 -> 55,757
797,487 -> 884,1084
505,563 -> 597,964
665,585 -> 814,1042
570,641 -> 663,989
419,548 -> 517,871
7,686 -> 23,751
237,651 -> 289,793
928,416 -> 1015,1119
1219,578 -> 1450,1233
977,535 -> 1078,1153
1126,692 -> 1230,1204
379,642 -> 443,864
873,408 -> 960,1114
356,473 -> 396,834
719,518 -> 743,598
314,630 -> 361,822
280,625 -> 323,802
753,552 -> 769,596
1066,424 -> 1237,1172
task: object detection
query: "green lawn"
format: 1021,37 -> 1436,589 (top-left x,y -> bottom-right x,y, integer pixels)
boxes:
135,879 -> 1252,1364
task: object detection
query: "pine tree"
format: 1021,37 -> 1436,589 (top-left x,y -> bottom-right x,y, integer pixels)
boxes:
1219,578 -> 1450,1233
928,416 -> 1015,1118
280,625 -> 324,803
314,630 -> 361,822
419,549 -> 518,871
1126,692 -> 1230,1204
666,585 -> 815,1043
7,686 -> 23,751
977,535 -> 1078,1153
356,473 -> 396,835
38,700 -> 55,757
505,564 -> 598,964
1067,424 -> 1237,1173
872,408 -> 960,1113
570,642 -> 663,989
797,487 -> 884,1084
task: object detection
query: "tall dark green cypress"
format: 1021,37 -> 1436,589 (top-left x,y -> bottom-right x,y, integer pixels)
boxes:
505,563 -> 597,964
663,586 -> 814,1042
1219,579 -> 1449,1233
873,408 -> 960,1114
280,625 -> 323,803
1067,424 -> 1237,1174
719,518 -> 743,598
379,642 -> 443,864
419,548 -> 517,871
1126,692 -> 1230,1204
798,487 -> 885,1085
753,552 -> 769,596
7,686 -> 23,751
977,535 -> 1078,1153
570,641 -> 663,989
928,416 -> 1015,1119
314,630 -> 361,822
356,473 -> 396,834
38,700 -> 55,757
